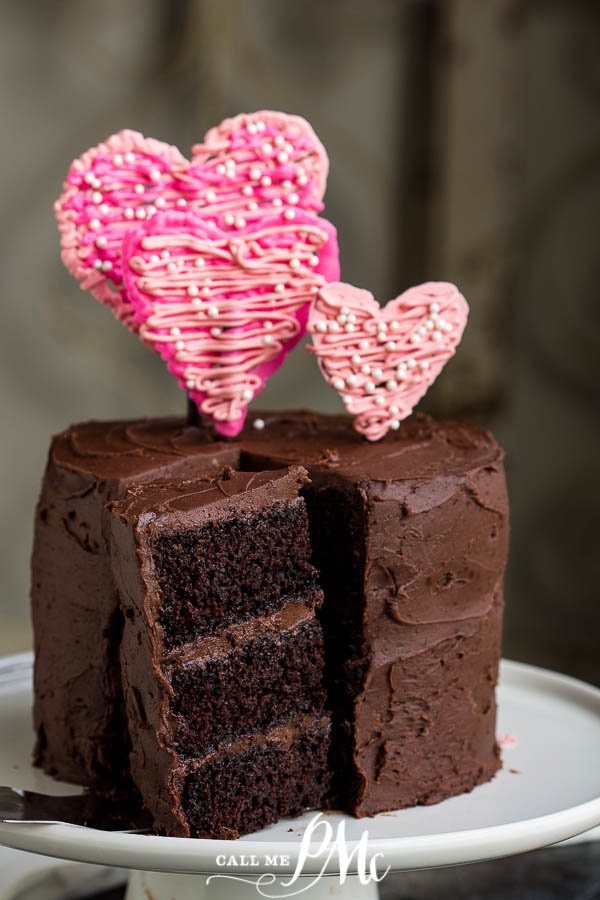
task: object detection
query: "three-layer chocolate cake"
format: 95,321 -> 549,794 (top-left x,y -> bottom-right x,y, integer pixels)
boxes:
31,410 -> 509,835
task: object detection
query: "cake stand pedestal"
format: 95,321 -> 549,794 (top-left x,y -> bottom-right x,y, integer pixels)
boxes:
1,656 -> 600,900
125,870 -> 376,899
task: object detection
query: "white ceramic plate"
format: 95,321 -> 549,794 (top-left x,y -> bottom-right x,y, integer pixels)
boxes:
0,653 -> 599,875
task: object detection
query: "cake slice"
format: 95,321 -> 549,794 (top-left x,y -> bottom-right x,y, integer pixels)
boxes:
108,466 -> 330,838
31,417 -> 239,791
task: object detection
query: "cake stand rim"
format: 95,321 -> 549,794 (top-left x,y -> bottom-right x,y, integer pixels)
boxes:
0,655 -> 599,875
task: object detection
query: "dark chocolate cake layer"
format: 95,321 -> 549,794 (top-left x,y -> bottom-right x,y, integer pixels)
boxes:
108,466 -> 329,837
31,418 -> 237,789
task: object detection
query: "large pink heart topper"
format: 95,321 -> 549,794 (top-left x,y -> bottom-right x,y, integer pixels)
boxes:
308,282 -> 469,441
55,111 -> 329,328
123,210 -> 339,437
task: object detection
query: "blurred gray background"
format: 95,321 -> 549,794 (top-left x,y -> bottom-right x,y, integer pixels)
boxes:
1,0 -> 599,684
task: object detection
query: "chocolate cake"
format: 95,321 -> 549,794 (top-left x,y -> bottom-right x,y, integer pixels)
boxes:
31,410 -> 509,833
108,466 -> 329,838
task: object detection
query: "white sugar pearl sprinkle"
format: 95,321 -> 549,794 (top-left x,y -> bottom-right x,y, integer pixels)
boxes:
309,254 -> 319,267
282,179 -> 292,189
155,196 -> 166,208
337,314 -> 347,324
315,321 -> 327,333
247,123 -> 258,135
346,375 -> 357,387
93,259 -> 102,270
188,285 -> 199,296
242,389 -> 253,402
340,307 -> 349,315
265,321 -> 273,330
263,335 -> 273,345
150,254 -> 160,263
386,341 -> 396,351
216,164 -> 226,175
176,198 -> 187,207
248,201 -> 259,211
92,191 -> 102,203
284,209 -> 296,220
261,175 -> 272,187
359,339 -> 369,350
410,334 -> 421,344
253,418 -> 265,430
274,135 -> 285,147
289,258 -> 300,270
149,168 -> 161,182
261,143 -> 273,156
426,319 -> 435,330
250,167 -> 261,180
429,302 -> 440,314
407,359 -> 416,368
124,152 -> 135,164
192,298 -> 202,307
377,321 -> 388,332
274,283 -> 285,293
273,197 -> 283,207
420,360 -> 429,370
277,151 -> 289,164
297,174 -> 308,186
418,325 -> 427,336
390,420 -> 400,431
208,305 -> 219,317
211,327 -> 221,336
345,323 -> 356,333
186,379 -> 195,389
224,213 -> 235,226
113,154 -> 123,165
195,258 -> 205,267
375,396 -> 386,407
372,367 -> 383,379
255,120 -> 266,131
361,364 -> 371,375
242,185 -> 253,196
101,260 -> 112,272
161,250 -> 170,259
205,190 -> 217,202
328,322 -> 340,333
134,184 -> 145,195
332,377 -> 345,390
389,405 -> 399,416
389,320 -> 399,331
365,380 -> 376,392
386,380 -> 398,391
89,218 -> 101,230
174,340 -> 185,351
432,330 -> 442,341
170,327 -> 181,336
167,262 -> 177,272
95,236 -> 107,248
235,217 -> 246,229
135,208 -> 146,219
288,192 -> 299,205
99,204 -> 110,215
202,286 -> 211,296
351,355 -> 361,365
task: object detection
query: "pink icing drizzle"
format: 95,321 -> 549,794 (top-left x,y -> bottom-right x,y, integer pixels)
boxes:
55,111 -> 330,330
123,210 -> 339,436
307,282 -> 469,441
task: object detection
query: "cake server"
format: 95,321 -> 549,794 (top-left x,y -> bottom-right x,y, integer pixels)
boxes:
0,786 -> 152,832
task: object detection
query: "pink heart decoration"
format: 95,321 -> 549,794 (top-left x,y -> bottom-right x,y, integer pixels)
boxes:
307,282 -> 469,441
122,209 -> 340,437
55,111 -> 329,329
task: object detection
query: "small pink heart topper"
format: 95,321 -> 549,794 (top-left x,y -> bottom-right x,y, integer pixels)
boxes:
123,210 -> 339,437
307,282 -> 469,441
55,111 -> 329,329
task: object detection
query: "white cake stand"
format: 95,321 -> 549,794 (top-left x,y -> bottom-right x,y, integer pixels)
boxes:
1,654 -> 599,900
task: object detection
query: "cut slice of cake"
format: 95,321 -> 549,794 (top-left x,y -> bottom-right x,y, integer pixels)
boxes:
31,417 -> 239,792
108,466 -> 330,838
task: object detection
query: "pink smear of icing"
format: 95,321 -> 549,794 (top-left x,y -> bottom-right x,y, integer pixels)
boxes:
55,111 -> 330,332
123,209 -> 339,436
307,282 -> 469,441
498,733 -> 518,750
